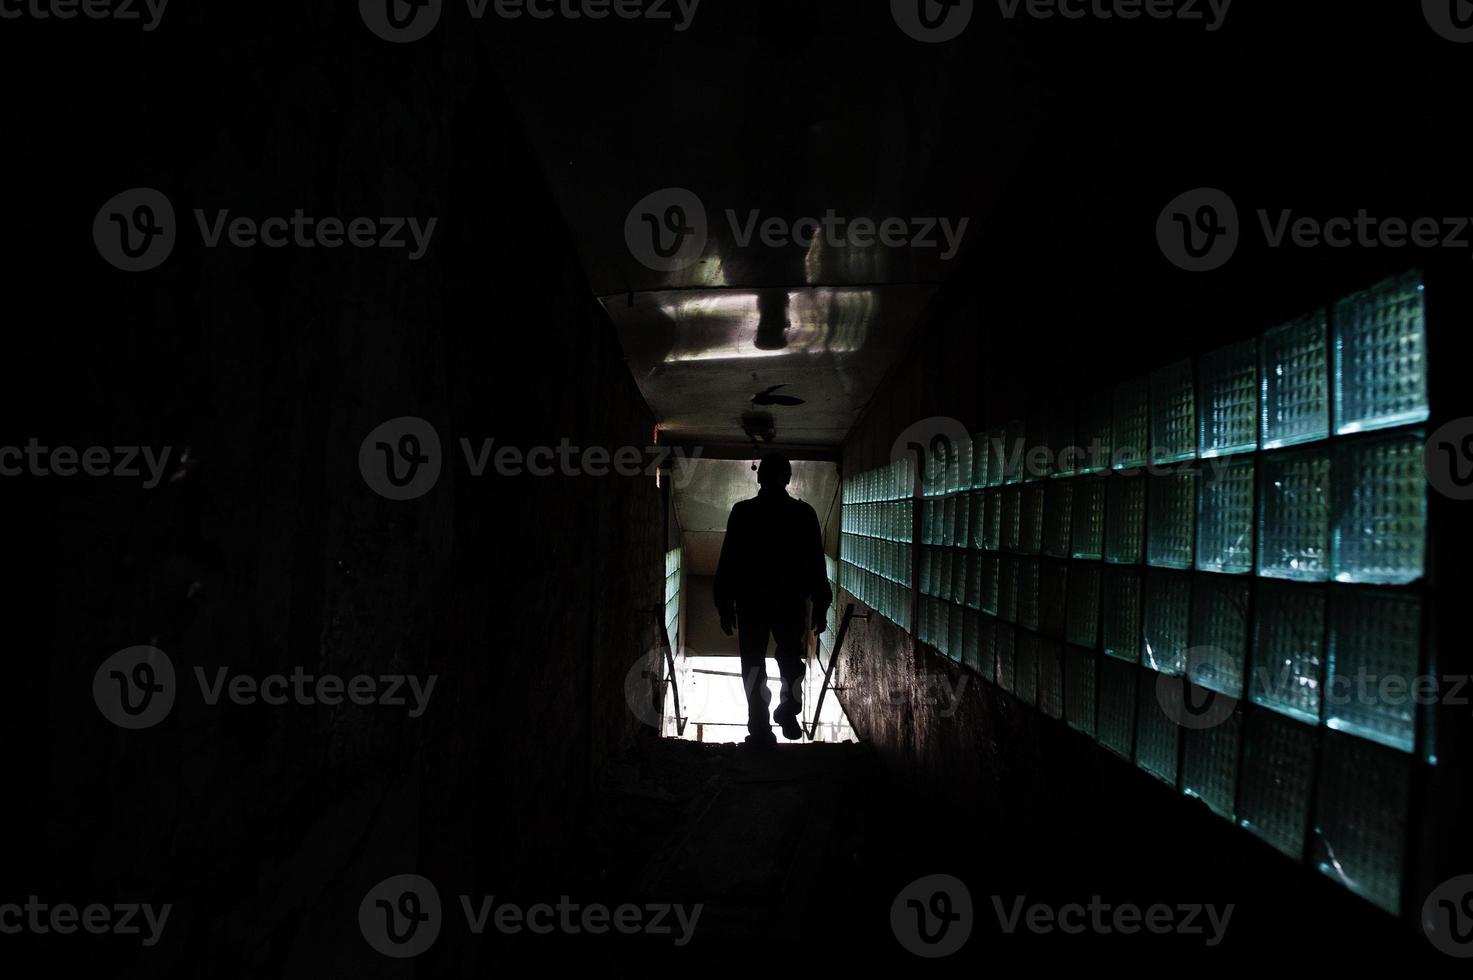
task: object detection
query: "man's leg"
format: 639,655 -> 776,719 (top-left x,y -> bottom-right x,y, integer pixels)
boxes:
770,596 -> 807,732
735,603 -> 774,739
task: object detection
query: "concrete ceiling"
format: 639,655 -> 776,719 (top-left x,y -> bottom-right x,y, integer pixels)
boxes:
484,2 -> 1057,450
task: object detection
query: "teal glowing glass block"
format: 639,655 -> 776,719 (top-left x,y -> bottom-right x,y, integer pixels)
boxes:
996,623 -> 1016,691
978,614 -> 998,680
1182,707 -> 1241,820
1151,359 -> 1197,464
1188,576 -> 1250,698
962,610 -> 982,672
985,426 -> 1006,487
979,555 -> 1000,615
1101,567 -> 1142,663
952,494 -> 969,548
1026,411 -> 1050,481
1097,658 -> 1137,758
944,496 -> 959,548
983,489 -> 1002,550
1261,311 -> 1330,449
1065,563 -> 1101,648
1003,419 -> 1027,485
1196,456 -> 1255,574
1078,388 -> 1113,474
1070,478 -> 1107,560
1015,630 -> 1039,705
952,551 -> 967,605
967,492 -> 985,550
1050,402 -> 1077,478
1237,710 -> 1316,860
1333,270 -> 1429,435
1312,734 -> 1409,914
998,558 -> 1019,623
965,553 -> 982,610
1331,431 -> 1427,585
1039,561 -> 1068,639
1104,474 -> 1146,564
1002,487 -> 1022,552
1326,588 -> 1422,753
970,432 -> 990,490
1147,470 -> 1197,569
918,546 -> 933,597
1143,571 -> 1191,675
1113,377 -> 1149,469
1251,581 -> 1325,723
950,439 -> 970,495
1136,672 -> 1180,785
949,601 -> 965,662
1018,559 -> 1041,631
1043,481 -> 1074,558
1257,448 -> 1331,581
1065,646 -> 1097,734
1198,337 -> 1258,457
1020,485 -> 1045,555
1039,639 -> 1064,719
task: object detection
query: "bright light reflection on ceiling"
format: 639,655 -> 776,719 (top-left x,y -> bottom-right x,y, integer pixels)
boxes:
658,288 -> 874,364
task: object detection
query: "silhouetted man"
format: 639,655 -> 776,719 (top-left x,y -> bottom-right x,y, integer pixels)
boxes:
714,453 -> 832,746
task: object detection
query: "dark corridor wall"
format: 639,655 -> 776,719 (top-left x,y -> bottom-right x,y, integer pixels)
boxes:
4,9 -> 662,975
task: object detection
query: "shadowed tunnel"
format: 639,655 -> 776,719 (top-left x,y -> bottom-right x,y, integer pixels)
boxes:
3,1 -> 1472,975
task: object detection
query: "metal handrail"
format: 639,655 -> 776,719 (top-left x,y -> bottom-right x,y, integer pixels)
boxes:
806,602 -> 867,740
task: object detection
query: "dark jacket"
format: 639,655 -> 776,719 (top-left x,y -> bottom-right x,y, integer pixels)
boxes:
714,489 -> 832,615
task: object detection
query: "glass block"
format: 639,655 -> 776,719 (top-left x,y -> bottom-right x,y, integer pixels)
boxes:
1199,338 -> 1258,457
978,614 -> 998,681
1261,311 -> 1329,449
1196,456 -> 1255,573
985,426 -> 1006,487
1039,639 -> 1064,719
1065,563 -> 1101,648
953,550 -> 967,605
1147,470 -> 1196,569
1151,359 -> 1196,464
966,492 -> 985,550
1001,487 -> 1022,552
1003,419 -> 1027,485
1333,269 -> 1429,435
947,494 -> 963,548
1331,431 -> 1426,585
1015,630 -> 1038,706
998,558 -> 1019,623
1112,377 -> 1149,470
1020,486 -> 1045,554
1251,581 -> 1325,723
996,623 -> 1016,691
1049,402 -> 1077,478
1143,571 -> 1191,675
1038,561 -> 1068,639
1182,707 -> 1241,820
1104,474 -> 1146,564
970,432 -> 990,490
1188,576 -> 1250,698
1237,710 -> 1316,860
1097,658 -> 1136,758
1025,411 -> 1050,481
1017,559 -> 1040,631
1257,448 -> 1331,581
1070,478 -> 1107,560
1043,481 -> 1074,558
983,489 -> 1002,550
978,555 -> 1000,615
1101,567 -> 1142,663
965,553 -> 982,610
1077,388 -> 1113,474
949,601 -> 965,663
1312,734 -> 1409,914
1066,645 -> 1097,734
1136,673 -> 1180,785
1326,588 -> 1422,753
962,610 -> 982,672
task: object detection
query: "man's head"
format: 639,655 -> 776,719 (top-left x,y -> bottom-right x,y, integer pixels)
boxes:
757,452 -> 792,489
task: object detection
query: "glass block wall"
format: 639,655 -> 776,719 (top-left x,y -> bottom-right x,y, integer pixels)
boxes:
839,458 -> 914,631
841,269 -> 1433,916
